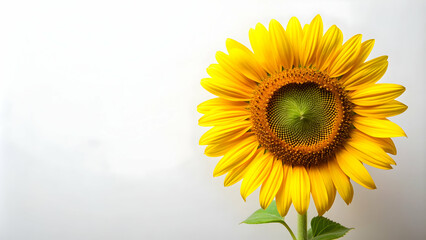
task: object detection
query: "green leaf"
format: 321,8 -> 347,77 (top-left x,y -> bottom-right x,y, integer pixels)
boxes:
308,228 -> 313,239
241,200 -> 285,225
308,216 -> 353,240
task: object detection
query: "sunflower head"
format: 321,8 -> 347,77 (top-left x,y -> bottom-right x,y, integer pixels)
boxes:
198,15 -> 406,216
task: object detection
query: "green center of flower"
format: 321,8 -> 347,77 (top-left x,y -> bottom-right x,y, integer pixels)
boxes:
250,68 -> 353,166
267,82 -> 337,147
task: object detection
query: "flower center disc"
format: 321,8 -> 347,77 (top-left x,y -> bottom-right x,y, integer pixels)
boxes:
268,82 -> 337,146
250,68 -> 353,167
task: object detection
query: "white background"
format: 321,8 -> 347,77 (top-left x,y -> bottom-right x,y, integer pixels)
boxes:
0,0 -> 425,239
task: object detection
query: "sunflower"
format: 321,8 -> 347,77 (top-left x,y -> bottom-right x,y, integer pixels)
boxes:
198,15 -> 406,216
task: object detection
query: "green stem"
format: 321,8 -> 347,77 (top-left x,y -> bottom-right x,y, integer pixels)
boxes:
280,221 -> 296,240
297,213 -> 307,240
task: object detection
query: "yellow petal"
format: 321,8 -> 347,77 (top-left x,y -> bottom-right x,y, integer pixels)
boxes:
328,34 -> 362,77
240,151 -> 274,201
224,158 -> 253,186
213,135 -> 259,177
336,148 -> 376,190
286,17 -> 303,66
328,157 -> 354,204
201,77 -> 253,101
204,133 -> 253,157
259,160 -> 284,209
302,24 -> 309,34
380,139 -> 397,155
199,121 -> 251,145
228,48 -> 267,83
199,110 -> 249,127
350,83 -> 405,106
351,129 -> 397,155
354,100 -> 407,118
204,137 -> 242,157
197,98 -> 248,114
226,38 -> 252,55
345,145 -> 392,170
249,23 -> 280,74
205,144 -> 230,157
269,19 -> 293,69
349,39 -> 375,71
353,116 -> 406,138
308,167 -> 329,216
215,51 -> 258,86
318,164 -> 336,211
291,166 -> 310,215
342,56 -> 388,90
207,63 -> 256,90
276,164 -> 293,216
300,15 -> 323,66
348,130 -> 397,164
316,25 -> 343,71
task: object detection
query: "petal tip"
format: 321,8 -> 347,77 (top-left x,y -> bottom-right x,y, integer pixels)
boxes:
314,14 -> 322,21
213,169 -> 221,178
241,195 -> 247,202
269,19 -> 278,25
295,207 -> 308,215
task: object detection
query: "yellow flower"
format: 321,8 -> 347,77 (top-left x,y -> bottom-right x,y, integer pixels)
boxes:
198,15 -> 406,216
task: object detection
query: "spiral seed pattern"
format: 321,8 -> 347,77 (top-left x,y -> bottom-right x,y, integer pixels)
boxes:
250,68 -> 353,167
